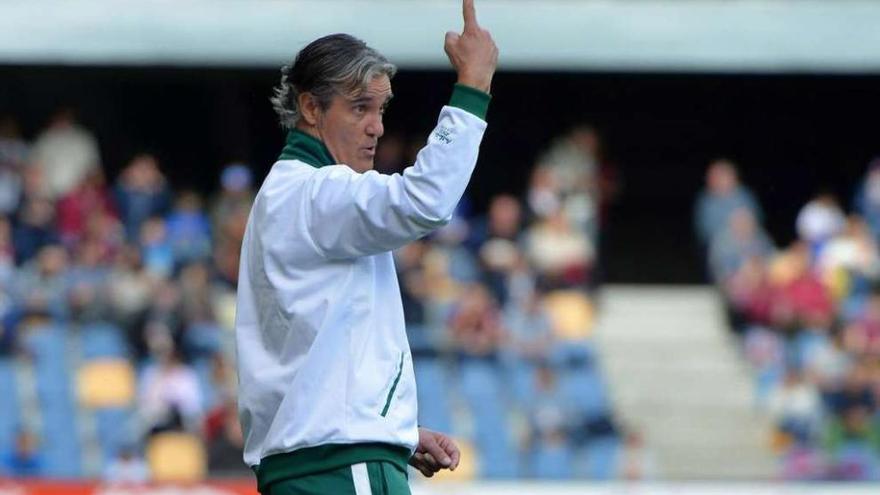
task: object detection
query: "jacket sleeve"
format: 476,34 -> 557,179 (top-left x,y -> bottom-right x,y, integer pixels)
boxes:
302,103 -> 488,260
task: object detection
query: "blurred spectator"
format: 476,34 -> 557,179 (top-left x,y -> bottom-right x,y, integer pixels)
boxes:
113,154 -> 172,242
166,190 -> 212,265
469,194 -> 525,305
450,283 -> 505,358
617,430 -> 657,481
396,241 -> 433,353
107,245 -> 155,353
824,405 -> 880,481
210,163 -> 254,245
826,362 -> 876,416
770,243 -> 834,335
139,344 -> 203,435
56,169 -> 117,248
537,125 -> 603,201
853,157 -> 880,242
535,125 -> 615,242
141,279 -> 184,360
373,132 -> 406,175
525,209 -> 593,290
30,108 -> 101,200
804,331 -> 851,393
206,399 -> 248,475
767,370 -> 823,443
139,217 -> 174,280
0,116 -> 27,216
726,256 -> 776,329
843,290 -> 880,358
796,193 -> 846,255
12,197 -> 59,265
525,364 -> 572,479
178,261 -> 223,361
709,207 -> 775,284
1,430 -> 42,477
694,159 -> 762,247
526,166 -> 562,221
468,194 -> 523,249
81,209 -> 125,264
67,239 -> 113,324
13,245 -> 69,322
816,216 -> 880,299
210,181 -> 250,286
503,288 -> 553,406
0,215 -> 14,285
450,283 -> 517,477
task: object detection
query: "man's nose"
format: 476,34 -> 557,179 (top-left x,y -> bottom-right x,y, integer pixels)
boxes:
366,116 -> 384,139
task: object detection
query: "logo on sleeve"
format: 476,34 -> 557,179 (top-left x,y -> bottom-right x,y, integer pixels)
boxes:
432,126 -> 454,145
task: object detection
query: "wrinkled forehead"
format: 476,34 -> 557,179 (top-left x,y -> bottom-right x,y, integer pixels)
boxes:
342,74 -> 393,101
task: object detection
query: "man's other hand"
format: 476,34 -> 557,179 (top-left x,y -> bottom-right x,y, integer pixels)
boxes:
444,0 -> 499,93
409,427 -> 461,477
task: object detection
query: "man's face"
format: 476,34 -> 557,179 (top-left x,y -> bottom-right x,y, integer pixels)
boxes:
317,75 -> 393,173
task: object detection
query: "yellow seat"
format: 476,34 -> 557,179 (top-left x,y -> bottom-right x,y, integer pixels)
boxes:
543,290 -> 595,341
146,432 -> 207,483
77,359 -> 136,408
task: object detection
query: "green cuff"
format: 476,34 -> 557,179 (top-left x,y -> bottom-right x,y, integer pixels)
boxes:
449,83 -> 491,121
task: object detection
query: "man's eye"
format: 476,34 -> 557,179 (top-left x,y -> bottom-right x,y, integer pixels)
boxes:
354,105 -> 367,114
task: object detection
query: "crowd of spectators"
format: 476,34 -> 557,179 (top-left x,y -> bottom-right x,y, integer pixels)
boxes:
0,111 -> 630,482
696,158 -> 880,481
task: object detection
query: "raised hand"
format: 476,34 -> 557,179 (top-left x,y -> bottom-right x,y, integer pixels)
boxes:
444,0 -> 499,93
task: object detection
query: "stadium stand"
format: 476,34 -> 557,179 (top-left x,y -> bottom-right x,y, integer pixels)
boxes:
700,158 -> 880,481
0,113 -> 623,483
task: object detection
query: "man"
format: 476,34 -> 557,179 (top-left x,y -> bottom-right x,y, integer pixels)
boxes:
234,1 -> 498,493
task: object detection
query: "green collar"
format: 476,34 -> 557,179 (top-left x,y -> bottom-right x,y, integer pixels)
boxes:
278,128 -> 336,168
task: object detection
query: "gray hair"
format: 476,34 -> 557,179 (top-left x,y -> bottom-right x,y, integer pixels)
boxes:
271,34 -> 397,129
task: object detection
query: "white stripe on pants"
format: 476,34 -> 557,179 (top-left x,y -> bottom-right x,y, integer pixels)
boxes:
351,462 -> 373,495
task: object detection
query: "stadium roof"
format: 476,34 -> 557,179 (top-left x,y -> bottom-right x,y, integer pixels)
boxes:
1,0 -> 879,73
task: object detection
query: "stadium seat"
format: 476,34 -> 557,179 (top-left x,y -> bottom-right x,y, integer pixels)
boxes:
146,432 -> 207,483
94,408 -> 135,463
76,359 -> 136,408
80,322 -> 128,360
459,358 -> 517,478
22,324 -> 82,478
542,290 -> 594,341
0,357 -> 19,453
531,442 -> 574,479
413,356 -> 453,434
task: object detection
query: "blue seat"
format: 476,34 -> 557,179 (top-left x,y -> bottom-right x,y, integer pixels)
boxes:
95,408 -> 135,464
193,356 -> 218,412
559,366 -> 610,419
183,322 -> 223,359
499,349 -> 541,408
0,357 -> 19,452
81,322 -> 128,360
459,358 -> 517,478
573,436 -> 621,480
22,325 -> 82,477
531,443 -> 574,479
413,356 -> 452,434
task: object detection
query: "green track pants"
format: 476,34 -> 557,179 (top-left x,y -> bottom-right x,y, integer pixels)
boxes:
267,461 -> 411,495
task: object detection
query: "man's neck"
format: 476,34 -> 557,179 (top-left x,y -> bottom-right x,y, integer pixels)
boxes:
278,126 -> 335,168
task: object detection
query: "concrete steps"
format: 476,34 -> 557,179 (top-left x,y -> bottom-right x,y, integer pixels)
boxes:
593,285 -> 777,479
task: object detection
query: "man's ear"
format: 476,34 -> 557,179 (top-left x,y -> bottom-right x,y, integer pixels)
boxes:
298,92 -> 322,127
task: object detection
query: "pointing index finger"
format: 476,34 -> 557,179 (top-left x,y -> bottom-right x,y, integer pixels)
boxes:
463,0 -> 479,31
